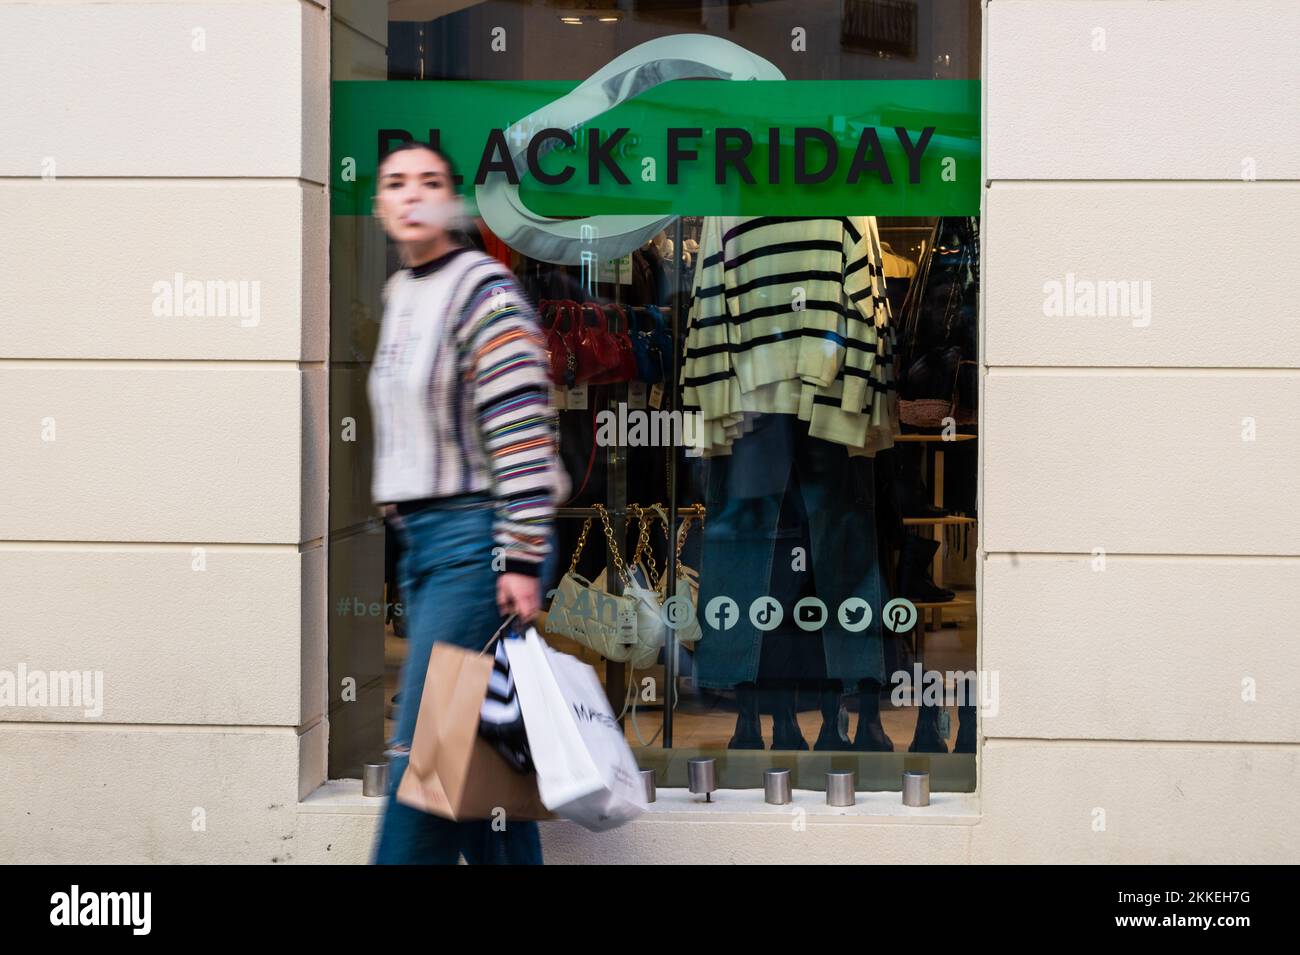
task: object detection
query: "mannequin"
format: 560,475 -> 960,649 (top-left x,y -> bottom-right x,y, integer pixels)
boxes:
679,216 -> 899,750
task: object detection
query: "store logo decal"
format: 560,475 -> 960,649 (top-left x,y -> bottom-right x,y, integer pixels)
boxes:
474,34 -> 785,265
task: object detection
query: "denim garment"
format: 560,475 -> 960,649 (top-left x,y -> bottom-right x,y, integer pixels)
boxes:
372,492 -> 543,865
693,414 -> 886,690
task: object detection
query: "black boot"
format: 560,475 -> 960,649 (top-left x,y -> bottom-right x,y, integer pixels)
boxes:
813,682 -> 850,750
954,705 -> 976,753
953,673 -> 977,753
769,684 -> 809,751
728,682 -> 764,750
898,533 -> 954,603
895,443 -> 947,519
909,702 -> 949,753
851,680 -> 894,751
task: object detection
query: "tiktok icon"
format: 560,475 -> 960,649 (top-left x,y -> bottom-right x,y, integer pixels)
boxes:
749,596 -> 783,631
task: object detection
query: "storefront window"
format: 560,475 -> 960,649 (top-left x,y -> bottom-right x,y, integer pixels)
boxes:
329,0 -> 981,792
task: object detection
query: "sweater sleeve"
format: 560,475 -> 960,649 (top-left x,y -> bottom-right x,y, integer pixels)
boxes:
839,215 -> 888,415
680,217 -> 734,426
461,272 -> 559,577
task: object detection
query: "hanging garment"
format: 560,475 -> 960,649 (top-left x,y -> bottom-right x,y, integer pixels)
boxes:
895,217 -> 979,429
880,241 -> 917,280
692,413 -> 887,690
679,217 -> 897,457
880,240 -> 916,322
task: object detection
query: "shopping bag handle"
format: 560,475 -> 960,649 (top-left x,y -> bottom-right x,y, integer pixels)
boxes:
480,614 -> 519,655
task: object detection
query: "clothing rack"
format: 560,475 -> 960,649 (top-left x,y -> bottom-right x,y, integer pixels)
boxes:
542,218 -> 692,742
554,505 -> 704,519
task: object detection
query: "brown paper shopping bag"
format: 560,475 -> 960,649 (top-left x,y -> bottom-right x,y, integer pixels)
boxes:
395,640 -> 553,822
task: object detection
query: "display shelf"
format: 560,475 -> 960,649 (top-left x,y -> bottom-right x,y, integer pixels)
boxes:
894,433 -> 977,443
912,593 -> 975,612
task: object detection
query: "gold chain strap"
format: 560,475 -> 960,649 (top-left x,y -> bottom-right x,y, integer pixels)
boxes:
567,518 -> 592,576
635,505 -> 659,585
570,502 -> 706,585
592,503 -> 630,585
655,503 -> 705,584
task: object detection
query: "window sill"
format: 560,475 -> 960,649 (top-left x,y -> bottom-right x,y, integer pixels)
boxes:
300,779 -> 980,824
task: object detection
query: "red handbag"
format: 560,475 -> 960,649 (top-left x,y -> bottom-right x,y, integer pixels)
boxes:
540,300 -> 579,387
601,303 -> 640,383
574,302 -> 622,383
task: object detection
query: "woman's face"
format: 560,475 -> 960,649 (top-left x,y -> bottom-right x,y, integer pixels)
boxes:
374,148 -> 459,245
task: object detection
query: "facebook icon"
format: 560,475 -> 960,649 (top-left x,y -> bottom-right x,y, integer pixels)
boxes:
704,596 -> 740,631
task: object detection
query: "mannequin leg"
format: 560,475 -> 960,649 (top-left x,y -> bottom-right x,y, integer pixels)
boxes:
954,672 -> 977,753
909,702 -> 949,753
851,679 -> 895,751
813,680 -> 850,750
728,681 -> 764,750
768,681 -> 808,751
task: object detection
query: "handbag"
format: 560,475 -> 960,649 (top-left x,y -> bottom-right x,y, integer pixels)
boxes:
541,299 -> 579,387
630,305 -> 666,383
601,303 -> 641,383
899,346 -> 977,428
652,504 -> 704,648
543,510 -> 639,662
648,305 -> 675,379
591,504 -> 665,669
574,302 -> 622,383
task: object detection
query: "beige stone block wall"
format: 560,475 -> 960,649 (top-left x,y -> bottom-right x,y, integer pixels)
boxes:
0,0 -> 329,863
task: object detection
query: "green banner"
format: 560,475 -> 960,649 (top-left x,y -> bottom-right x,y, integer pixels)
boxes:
332,79 -> 979,217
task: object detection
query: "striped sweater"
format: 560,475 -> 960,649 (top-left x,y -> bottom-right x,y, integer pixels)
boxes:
680,216 -> 897,456
368,247 -> 560,576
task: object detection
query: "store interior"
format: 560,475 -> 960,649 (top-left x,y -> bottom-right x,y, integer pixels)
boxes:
376,213 -> 980,788
331,0 -> 982,790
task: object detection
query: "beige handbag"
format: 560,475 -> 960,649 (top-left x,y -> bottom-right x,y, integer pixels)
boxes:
653,504 -> 704,648
544,511 -> 638,661
590,503 -> 667,670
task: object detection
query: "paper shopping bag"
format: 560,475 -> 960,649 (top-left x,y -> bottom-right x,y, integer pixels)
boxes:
505,628 -> 647,831
395,640 -> 553,822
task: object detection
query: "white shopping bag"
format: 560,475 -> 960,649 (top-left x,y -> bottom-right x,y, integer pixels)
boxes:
505,627 -> 647,831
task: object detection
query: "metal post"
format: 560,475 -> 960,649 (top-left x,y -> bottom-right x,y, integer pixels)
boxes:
663,216 -> 684,748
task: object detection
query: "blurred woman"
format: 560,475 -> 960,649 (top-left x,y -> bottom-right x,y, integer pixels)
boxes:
368,141 -> 560,864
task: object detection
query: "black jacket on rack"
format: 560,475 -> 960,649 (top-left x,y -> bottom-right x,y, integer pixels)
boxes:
895,216 -> 979,413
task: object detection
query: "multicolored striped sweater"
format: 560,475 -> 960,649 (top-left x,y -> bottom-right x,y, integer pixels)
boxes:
368,247 -> 561,576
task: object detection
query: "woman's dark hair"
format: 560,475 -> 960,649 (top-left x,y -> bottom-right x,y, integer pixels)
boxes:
377,140 -> 460,194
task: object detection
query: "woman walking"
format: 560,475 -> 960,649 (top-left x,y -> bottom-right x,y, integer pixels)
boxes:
368,141 -> 561,864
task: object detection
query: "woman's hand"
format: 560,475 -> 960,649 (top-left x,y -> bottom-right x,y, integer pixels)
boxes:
497,572 -> 540,622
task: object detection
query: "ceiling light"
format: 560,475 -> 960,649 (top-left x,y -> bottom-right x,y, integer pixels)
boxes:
555,9 -> 624,24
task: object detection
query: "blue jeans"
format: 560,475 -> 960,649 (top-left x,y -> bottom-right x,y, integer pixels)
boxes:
372,492 -> 543,865
693,414 -> 886,689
